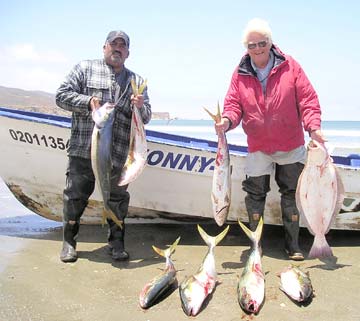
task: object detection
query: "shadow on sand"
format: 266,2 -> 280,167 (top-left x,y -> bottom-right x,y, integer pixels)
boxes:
0,215 -> 359,270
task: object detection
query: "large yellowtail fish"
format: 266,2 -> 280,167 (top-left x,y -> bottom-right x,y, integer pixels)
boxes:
139,237 -> 181,309
278,265 -> 313,303
203,103 -> 231,226
118,78 -> 148,186
296,140 -> 345,258
91,102 -> 123,228
237,217 -> 265,315
179,225 -> 229,316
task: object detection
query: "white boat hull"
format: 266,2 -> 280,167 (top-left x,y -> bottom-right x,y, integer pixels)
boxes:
0,107 -> 359,230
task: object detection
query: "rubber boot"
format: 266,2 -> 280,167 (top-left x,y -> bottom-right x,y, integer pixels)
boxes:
243,175 -> 269,257
282,212 -> 304,261
107,219 -> 129,261
275,162 -> 305,261
60,221 -> 79,263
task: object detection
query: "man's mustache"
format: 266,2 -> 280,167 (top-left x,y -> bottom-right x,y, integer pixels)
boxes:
112,50 -> 122,56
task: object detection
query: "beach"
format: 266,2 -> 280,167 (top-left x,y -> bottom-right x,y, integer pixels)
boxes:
1,181 -> 360,321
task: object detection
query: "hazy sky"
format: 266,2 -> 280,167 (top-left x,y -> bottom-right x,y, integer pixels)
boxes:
1,1 -> 359,120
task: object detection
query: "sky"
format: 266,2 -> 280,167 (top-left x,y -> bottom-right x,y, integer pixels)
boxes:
1,1 -> 359,120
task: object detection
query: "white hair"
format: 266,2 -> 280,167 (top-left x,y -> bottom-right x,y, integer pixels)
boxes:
242,18 -> 273,46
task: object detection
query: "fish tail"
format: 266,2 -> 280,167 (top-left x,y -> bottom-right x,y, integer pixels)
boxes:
203,101 -> 222,123
152,236 -> 181,258
138,79 -> 147,94
308,234 -> 333,258
131,78 -> 147,96
103,208 -> 123,229
101,210 -> 107,227
130,78 -> 138,96
238,217 -> 263,247
197,225 -> 229,248
203,107 -> 217,122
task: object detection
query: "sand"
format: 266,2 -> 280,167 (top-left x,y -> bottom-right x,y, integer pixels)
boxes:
0,217 -> 359,321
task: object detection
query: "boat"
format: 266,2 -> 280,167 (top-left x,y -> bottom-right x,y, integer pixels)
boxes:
0,106 -> 359,230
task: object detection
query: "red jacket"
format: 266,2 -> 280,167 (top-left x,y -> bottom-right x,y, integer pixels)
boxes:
222,46 -> 321,154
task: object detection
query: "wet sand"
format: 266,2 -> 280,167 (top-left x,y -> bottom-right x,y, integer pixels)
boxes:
0,180 -> 360,321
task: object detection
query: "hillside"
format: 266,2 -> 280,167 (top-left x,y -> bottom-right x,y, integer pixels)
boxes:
0,86 -> 169,119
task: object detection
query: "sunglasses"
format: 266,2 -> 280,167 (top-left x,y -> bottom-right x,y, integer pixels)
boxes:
247,40 -> 268,50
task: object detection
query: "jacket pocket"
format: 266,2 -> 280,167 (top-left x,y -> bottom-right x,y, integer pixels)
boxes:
87,78 -> 112,103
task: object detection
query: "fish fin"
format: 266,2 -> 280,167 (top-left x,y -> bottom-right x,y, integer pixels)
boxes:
197,224 -> 212,247
168,236 -> 181,256
293,263 -> 305,269
214,225 -> 230,246
138,79 -> 147,95
203,101 -> 222,123
101,209 -> 107,227
216,101 -> 221,118
131,78 -> 147,96
152,245 -> 165,258
197,225 -> 229,248
103,208 -> 123,229
238,217 -> 263,245
308,234 -> 333,258
203,107 -> 218,122
254,217 -> 264,242
152,236 -> 181,258
333,166 -> 345,219
130,78 -> 138,96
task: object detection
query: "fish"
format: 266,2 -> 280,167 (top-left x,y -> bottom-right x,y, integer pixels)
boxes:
237,217 -> 265,315
139,236 -> 181,309
278,265 -> 313,303
118,78 -> 148,186
179,224 -> 229,316
91,102 -> 123,228
296,139 -> 345,258
203,103 -> 231,226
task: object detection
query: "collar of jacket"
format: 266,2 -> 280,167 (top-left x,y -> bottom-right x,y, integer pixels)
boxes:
237,45 -> 286,76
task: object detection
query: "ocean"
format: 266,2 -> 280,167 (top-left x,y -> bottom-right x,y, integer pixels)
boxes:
146,120 -> 360,155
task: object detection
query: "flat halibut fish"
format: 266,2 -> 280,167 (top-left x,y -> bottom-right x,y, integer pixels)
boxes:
296,140 -> 345,258
179,225 -> 229,316
204,103 -> 231,226
118,78 -> 148,186
139,237 -> 180,309
237,218 -> 265,315
91,102 -> 123,228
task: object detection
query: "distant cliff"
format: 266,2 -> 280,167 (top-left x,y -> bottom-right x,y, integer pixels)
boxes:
151,112 -> 170,120
0,85 -> 170,119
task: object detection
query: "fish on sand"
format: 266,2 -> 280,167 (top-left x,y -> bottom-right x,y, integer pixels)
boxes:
91,102 -> 123,228
296,139 -> 345,258
179,225 -> 229,316
237,217 -> 265,315
118,78 -> 148,186
278,265 -> 313,303
139,237 -> 181,309
204,103 -> 231,226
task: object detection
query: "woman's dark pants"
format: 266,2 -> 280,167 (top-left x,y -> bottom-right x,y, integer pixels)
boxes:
242,162 -> 304,255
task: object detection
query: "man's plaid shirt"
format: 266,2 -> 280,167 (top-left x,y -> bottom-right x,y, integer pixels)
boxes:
55,59 -> 151,168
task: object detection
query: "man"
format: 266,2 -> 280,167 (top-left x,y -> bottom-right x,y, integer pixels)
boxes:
216,18 -> 325,260
56,30 -> 151,263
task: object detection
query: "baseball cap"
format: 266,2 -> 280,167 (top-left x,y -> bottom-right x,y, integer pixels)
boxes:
105,30 -> 130,48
